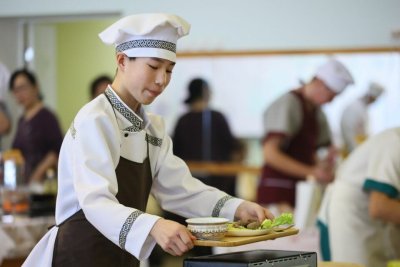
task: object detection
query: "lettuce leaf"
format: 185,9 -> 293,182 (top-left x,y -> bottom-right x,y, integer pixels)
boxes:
261,219 -> 273,229
272,212 -> 294,227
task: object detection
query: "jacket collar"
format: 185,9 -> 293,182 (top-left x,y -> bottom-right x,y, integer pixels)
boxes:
104,86 -> 149,132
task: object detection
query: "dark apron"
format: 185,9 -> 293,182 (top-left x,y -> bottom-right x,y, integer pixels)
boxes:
257,90 -> 318,207
52,148 -> 153,267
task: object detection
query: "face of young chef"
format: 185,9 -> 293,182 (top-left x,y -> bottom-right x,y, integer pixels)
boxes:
117,54 -> 175,107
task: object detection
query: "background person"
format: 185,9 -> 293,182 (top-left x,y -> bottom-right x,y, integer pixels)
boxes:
22,13 -> 274,267
173,77 -> 243,196
340,82 -> 384,154
161,77 -> 244,259
257,59 -> 354,212
317,127 -> 400,267
9,69 -> 63,183
89,74 -> 112,99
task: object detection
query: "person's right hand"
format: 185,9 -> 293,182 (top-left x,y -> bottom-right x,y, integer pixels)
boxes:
149,218 -> 196,256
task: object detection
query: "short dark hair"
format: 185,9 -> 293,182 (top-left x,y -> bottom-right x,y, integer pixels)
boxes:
184,78 -> 209,104
90,75 -> 112,98
9,68 -> 38,91
9,68 -> 43,100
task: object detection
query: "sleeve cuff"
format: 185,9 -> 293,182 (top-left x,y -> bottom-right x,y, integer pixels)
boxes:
124,213 -> 161,260
363,178 -> 399,198
218,197 -> 244,221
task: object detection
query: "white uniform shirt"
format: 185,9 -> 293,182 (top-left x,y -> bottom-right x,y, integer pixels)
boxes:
263,91 -> 331,146
319,128 -> 400,267
340,99 -> 368,152
23,87 -> 243,266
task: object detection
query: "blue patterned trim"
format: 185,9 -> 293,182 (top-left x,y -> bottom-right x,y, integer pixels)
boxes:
145,134 -> 162,147
212,195 -> 233,217
317,219 -> 331,261
105,88 -> 143,132
363,179 -> 399,198
116,39 -> 176,53
70,120 -> 76,139
119,210 -> 144,250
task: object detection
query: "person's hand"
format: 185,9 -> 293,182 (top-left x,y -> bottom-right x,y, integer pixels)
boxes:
325,145 -> 339,163
311,163 -> 334,184
149,218 -> 196,256
311,145 -> 337,184
234,201 -> 274,223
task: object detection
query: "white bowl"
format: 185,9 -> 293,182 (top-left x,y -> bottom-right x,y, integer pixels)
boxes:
186,217 -> 229,240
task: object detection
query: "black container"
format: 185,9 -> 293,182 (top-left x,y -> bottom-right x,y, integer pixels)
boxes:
183,249 -> 317,267
29,193 -> 56,217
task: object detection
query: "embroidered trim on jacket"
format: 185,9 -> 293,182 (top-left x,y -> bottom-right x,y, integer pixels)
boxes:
105,88 -> 143,132
146,134 -> 163,147
116,39 -> 176,53
119,210 -> 143,250
212,195 -> 234,217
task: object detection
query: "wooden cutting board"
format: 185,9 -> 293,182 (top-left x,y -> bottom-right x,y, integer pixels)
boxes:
194,227 -> 299,247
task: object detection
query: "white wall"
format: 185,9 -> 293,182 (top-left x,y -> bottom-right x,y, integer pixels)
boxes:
149,53 -> 400,139
1,0 -> 400,51
0,18 -> 23,150
31,24 -> 57,111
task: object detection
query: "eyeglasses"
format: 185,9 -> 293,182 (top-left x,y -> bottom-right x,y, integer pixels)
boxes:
11,84 -> 33,93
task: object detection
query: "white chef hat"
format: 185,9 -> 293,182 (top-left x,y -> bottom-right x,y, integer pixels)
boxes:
99,13 -> 190,62
366,82 -> 384,98
314,59 -> 354,94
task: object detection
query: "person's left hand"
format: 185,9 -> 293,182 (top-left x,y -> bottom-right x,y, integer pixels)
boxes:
234,201 -> 274,223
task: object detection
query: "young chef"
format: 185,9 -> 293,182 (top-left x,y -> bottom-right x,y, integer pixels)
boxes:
22,13 -> 274,267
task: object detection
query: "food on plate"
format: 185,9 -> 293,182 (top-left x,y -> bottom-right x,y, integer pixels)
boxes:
228,212 -> 294,231
231,219 -> 260,229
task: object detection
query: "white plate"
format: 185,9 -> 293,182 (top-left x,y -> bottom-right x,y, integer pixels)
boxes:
226,228 -> 271,237
272,224 -> 295,232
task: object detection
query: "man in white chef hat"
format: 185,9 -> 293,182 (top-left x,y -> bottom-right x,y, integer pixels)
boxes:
23,13 -> 274,267
340,81 -> 385,154
258,58 -> 354,214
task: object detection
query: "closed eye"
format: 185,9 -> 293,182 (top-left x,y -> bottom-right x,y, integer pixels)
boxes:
148,64 -> 158,70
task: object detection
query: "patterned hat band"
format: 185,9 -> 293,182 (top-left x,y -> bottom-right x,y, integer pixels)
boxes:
116,39 -> 176,54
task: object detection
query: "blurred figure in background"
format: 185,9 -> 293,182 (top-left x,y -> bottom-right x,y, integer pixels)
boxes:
257,59 -> 354,212
9,69 -> 63,183
160,77 -> 243,259
340,82 -> 384,155
317,127 -> 400,267
173,77 -> 243,196
89,74 -> 112,100
0,62 -> 11,149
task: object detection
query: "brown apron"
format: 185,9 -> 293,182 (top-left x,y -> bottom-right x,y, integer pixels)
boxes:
257,90 -> 318,207
52,147 -> 153,267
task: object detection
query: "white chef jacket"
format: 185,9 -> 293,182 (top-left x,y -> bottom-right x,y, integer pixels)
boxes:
340,99 -> 368,152
318,128 -> 400,267
23,86 -> 243,266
